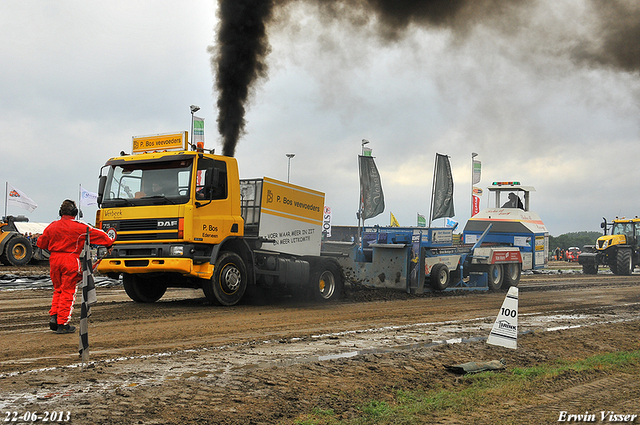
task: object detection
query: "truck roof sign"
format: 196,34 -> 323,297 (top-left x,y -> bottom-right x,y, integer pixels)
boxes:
132,132 -> 187,154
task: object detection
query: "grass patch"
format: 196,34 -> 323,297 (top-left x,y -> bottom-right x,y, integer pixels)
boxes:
297,350 -> 640,425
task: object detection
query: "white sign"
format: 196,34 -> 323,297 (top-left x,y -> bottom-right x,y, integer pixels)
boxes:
487,286 -> 518,349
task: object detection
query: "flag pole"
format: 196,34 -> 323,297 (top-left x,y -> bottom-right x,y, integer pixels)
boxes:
428,155 -> 437,228
4,182 -> 7,219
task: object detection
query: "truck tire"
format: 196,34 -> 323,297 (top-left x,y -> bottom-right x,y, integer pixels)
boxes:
1,235 -> 33,266
486,264 -> 503,291
311,260 -> 342,302
204,252 -> 247,306
502,263 -> 521,289
123,274 -> 167,303
582,263 -> 598,275
429,263 -> 450,291
615,248 -> 633,276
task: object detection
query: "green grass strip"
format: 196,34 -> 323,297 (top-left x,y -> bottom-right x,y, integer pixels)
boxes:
294,350 -> 640,425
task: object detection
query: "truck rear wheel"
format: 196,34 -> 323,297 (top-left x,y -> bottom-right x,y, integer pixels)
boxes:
311,260 -> 342,302
615,248 -> 633,276
204,252 -> 247,306
486,264 -> 503,291
123,274 -> 167,303
503,263 -> 521,289
429,263 -> 450,291
1,236 -> 32,266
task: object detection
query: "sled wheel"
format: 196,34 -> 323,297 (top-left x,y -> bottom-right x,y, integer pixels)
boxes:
503,263 -> 521,289
430,263 -> 450,291
486,264 -> 503,291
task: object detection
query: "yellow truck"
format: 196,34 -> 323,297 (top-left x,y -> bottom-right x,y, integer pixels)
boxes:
96,132 -> 342,305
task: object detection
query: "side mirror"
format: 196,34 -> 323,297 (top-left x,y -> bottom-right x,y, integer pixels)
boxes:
97,175 -> 107,205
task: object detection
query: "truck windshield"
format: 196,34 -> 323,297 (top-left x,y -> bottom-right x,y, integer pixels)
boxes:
612,222 -> 634,237
101,158 -> 193,206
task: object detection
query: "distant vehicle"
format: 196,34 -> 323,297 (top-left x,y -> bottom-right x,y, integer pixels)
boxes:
0,215 -> 49,266
565,247 -> 581,262
579,217 -> 640,275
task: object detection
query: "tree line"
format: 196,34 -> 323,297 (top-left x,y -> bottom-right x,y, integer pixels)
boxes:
549,231 -> 602,250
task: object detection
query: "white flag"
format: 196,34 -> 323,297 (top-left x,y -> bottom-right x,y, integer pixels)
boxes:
80,186 -> 98,207
6,183 -> 37,212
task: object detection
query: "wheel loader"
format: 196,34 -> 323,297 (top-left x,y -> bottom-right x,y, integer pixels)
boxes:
578,217 -> 640,275
0,215 -> 49,266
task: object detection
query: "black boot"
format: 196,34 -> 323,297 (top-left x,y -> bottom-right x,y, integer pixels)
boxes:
56,324 -> 76,334
49,315 -> 57,331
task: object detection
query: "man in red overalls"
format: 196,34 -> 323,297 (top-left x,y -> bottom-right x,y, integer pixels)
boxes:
37,200 -> 114,334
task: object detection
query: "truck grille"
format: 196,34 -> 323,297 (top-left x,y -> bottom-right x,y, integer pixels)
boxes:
102,218 -> 180,242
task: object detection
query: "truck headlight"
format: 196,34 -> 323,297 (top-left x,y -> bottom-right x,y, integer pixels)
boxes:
97,247 -> 108,257
170,245 -> 184,256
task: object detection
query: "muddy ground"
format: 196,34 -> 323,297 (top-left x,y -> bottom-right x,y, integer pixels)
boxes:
1,262 -> 639,424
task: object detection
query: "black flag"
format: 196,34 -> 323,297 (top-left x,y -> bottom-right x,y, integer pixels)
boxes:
431,153 -> 455,221
359,155 -> 385,220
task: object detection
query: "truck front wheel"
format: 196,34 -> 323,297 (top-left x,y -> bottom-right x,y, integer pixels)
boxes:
582,263 -> 598,275
311,260 -> 342,302
204,252 -> 247,306
123,274 -> 167,303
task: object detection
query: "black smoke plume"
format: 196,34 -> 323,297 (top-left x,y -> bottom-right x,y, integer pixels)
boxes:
211,0 -> 275,157
212,0 -> 640,157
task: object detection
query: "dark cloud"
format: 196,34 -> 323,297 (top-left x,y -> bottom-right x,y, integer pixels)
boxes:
211,0 -> 640,157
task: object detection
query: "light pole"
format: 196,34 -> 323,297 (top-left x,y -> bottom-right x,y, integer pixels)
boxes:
286,153 -> 295,183
190,105 -> 200,150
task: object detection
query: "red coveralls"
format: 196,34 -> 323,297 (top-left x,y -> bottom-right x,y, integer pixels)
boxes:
37,216 -> 113,326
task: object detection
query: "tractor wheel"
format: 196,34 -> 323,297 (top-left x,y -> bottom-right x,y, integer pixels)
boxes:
430,263 -> 450,291
582,263 -> 598,275
2,236 -> 33,266
203,252 -> 247,306
486,264 -> 504,291
311,260 -> 343,302
502,263 -> 521,289
123,274 -> 167,303
615,249 -> 633,276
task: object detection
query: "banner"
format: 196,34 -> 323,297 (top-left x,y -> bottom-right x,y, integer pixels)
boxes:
472,194 -> 480,216
193,116 -> 204,145
390,212 -> 399,227
6,183 -> 37,213
359,155 -> 385,220
445,218 -> 459,229
431,154 -> 455,221
472,159 -> 481,185
80,186 -> 98,207
322,206 -> 332,238
417,213 -> 426,228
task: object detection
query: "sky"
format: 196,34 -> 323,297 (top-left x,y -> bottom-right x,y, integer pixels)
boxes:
1,0 -> 639,237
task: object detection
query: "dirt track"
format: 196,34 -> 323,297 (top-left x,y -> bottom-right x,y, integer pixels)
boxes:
1,263 -> 640,424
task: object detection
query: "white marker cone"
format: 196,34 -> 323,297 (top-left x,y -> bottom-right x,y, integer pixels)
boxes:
487,286 -> 518,349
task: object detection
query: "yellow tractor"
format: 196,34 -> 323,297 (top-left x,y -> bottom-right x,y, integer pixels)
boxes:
578,217 -> 640,275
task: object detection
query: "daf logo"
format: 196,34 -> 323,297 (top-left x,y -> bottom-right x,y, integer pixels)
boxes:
158,220 -> 178,227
